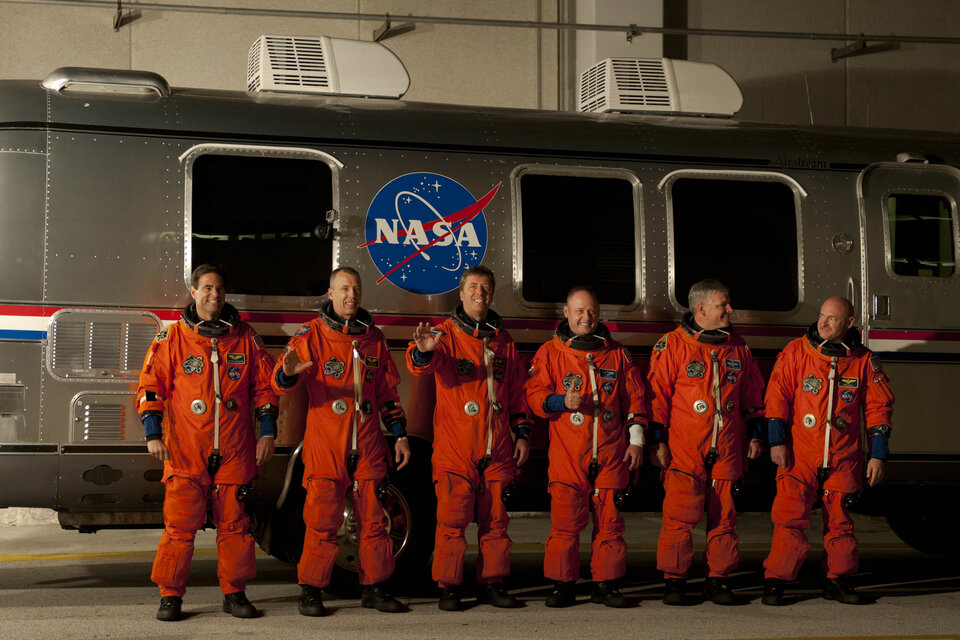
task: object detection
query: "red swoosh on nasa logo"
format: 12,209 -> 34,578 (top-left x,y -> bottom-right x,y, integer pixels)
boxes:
358,182 -> 501,249
370,182 -> 501,284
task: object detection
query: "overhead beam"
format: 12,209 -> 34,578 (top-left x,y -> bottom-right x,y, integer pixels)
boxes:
4,0 -> 960,46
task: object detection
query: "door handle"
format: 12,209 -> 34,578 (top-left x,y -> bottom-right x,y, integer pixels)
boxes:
872,294 -> 890,320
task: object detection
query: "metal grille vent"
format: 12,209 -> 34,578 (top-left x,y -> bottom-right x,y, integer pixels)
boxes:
49,311 -> 161,380
51,321 -> 85,370
89,322 -> 121,369
249,36 -> 330,92
247,37 -> 262,92
247,34 -> 410,98
74,399 -> 127,441
613,58 -> 671,106
577,57 -> 742,116
578,62 -> 607,113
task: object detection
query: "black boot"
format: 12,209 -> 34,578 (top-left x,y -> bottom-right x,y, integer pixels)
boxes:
662,578 -> 686,606
823,577 -> 863,605
222,591 -> 258,618
762,578 -> 786,606
298,584 -> 326,617
156,596 -> 182,622
545,581 -> 577,608
590,581 -> 628,608
703,577 -> 737,605
478,582 -> 517,608
361,583 -> 404,613
438,586 -> 462,611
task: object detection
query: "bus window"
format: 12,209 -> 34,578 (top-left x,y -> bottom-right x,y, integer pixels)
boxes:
670,177 -> 799,311
518,173 -> 640,305
189,154 -> 333,296
886,194 -> 956,278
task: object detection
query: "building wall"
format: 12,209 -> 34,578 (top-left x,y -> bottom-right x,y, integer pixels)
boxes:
686,0 -> 960,132
0,0 -> 560,110
1,1 -> 958,129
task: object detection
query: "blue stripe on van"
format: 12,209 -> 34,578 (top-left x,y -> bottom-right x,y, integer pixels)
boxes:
0,330 -> 46,340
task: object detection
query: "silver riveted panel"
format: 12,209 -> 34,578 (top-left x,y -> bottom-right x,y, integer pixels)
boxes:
803,413 -> 817,428
570,411 -> 585,425
191,399 -> 206,415
45,131 -> 183,306
332,399 -> 349,415
693,400 -> 709,414
0,141 -> 46,302
464,401 -> 480,416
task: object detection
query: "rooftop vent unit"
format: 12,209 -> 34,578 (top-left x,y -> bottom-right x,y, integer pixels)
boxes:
247,35 -> 410,99
578,57 -> 742,117
42,67 -> 171,97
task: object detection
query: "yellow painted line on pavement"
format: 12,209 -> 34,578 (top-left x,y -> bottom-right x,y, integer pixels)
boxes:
0,543 -> 913,561
717,636 -> 959,640
511,543 -> 910,552
0,548 -> 270,563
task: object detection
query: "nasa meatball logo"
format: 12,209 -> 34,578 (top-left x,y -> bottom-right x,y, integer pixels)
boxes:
362,173 -> 498,295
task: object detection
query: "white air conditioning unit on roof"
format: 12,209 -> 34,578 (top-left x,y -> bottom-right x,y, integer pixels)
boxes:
247,35 -> 410,99
578,57 -> 742,117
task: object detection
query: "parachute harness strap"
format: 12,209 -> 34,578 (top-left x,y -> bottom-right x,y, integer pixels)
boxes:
586,353 -> 601,490
822,357 -> 838,472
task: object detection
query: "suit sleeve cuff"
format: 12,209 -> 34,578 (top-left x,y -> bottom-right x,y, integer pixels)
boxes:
387,421 -> 408,438
411,348 -> 433,366
142,413 -> 162,440
767,418 -> 788,446
870,433 -> 889,460
543,393 -> 566,413
647,421 -> 665,445
276,368 -> 298,388
258,414 -> 278,438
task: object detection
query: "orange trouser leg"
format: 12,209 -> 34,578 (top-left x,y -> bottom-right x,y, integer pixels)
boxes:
298,477 -> 345,588
433,473 -> 474,587
590,488 -> 627,582
657,470 -> 704,579
352,478 -> 395,585
212,483 -> 256,595
704,479 -> 739,578
544,482 -> 589,583
152,476 -> 207,597
763,474 -> 814,581
476,479 -> 512,584
822,490 -> 859,579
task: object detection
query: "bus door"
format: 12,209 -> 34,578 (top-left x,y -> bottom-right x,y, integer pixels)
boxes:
858,161 -> 960,457
859,162 -> 960,331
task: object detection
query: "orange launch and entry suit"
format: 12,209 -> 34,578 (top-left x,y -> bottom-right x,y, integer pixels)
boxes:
138,303 -> 278,597
406,307 -> 532,588
647,314 -> 764,579
526,321 -> 648,583
763,326 -> 894,581
272,303 -> 406,589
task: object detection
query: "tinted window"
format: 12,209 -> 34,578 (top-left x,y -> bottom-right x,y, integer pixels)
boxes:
191,154 -> 333,296
887,194 -> 956,278
520,174 -> 638,304
671,178 -> 798,310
